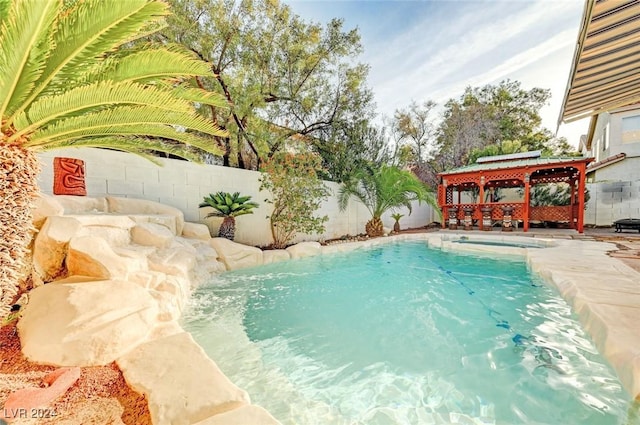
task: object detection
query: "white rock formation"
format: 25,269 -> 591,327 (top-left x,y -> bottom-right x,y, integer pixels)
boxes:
286,241 -> 322,259
18,279 -> 158,366
263,249 -> 291,264
209,237 -> 264,270
182,222 -> 212,240
25,195 -> 288,423
117,332 -> 250,425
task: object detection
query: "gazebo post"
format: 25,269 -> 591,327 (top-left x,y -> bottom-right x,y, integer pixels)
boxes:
523,172 -> 530,232
569,178 -> 577,229
478,176 -> 485,230
577,165 -> 586,233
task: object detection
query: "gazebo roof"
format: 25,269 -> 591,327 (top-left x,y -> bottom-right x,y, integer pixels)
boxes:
439,156 -> 592,176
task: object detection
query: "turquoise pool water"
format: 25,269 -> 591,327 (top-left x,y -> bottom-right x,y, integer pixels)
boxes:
182,242 -> 636,424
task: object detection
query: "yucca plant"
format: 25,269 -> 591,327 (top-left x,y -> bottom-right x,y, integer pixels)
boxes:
199,192 -> 258,241
338,165 -> 438,237
0,0 -> 229,318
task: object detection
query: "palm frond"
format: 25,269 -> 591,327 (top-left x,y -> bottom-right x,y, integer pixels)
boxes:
11,81 -> 198,139
12,0 -> 170,121
28,105 -> 227,146
170,86 -> 229,109
43,136 -> 206,164
0,0 -> 9,25
89,49 -> 213,84
0,0 -> 59,122
33,122 -> 223,157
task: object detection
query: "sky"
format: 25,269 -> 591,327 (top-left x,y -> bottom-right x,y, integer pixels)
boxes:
284,0 -> 589,148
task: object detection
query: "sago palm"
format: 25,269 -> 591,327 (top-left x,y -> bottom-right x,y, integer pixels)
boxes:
338,165 -> 438,237
199,192 -> 258,241
0,0 -> 229,318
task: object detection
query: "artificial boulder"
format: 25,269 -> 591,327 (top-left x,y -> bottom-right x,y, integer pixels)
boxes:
117,332 -> 250,425
18,279 -> 158,366
209,238 -> 263,270
286,241 -> 322,259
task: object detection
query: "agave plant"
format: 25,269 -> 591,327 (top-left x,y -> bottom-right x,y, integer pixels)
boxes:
338,165 -> 438,237
0,0 -> 229,317
199,192 -> 259,241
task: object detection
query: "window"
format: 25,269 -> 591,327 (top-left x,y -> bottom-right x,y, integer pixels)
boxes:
602,123 -> 609,151
621,115 -> 640,144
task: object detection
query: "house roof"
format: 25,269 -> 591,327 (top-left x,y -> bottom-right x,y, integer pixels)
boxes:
586,152 -> 626,173
439,156 -> 592,176
559,0 -> 640,124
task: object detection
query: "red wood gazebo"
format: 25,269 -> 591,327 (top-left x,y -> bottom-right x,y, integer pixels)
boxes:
437,152 -> 593,233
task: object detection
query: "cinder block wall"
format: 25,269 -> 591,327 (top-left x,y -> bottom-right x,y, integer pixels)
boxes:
38,148 -> 437,246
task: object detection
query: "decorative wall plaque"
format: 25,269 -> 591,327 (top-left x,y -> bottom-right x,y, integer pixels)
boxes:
53,157 -> 86,196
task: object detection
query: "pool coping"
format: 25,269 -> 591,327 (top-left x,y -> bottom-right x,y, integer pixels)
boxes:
316,231 -> 640,399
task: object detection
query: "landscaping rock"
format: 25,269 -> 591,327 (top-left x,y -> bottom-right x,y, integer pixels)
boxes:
131,222 -> 174,248
106,196 -> 184,235
263,249 -> 290,264
148,246 -> 197,280
55,195 -> 109,214
286,241 -> 321,259
194,405 -> 281,425
32,216 -> 81,285
32,193 -> 64,229
67,236 -> 147,279
209,238 -> 263,270
182,222 -> 212,240
71,214 -> 135,246
18,280 -> 158,366
117,332 -> 250,425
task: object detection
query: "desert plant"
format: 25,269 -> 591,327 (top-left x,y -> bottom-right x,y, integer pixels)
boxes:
391,213 -> 404,233
199,192 -> 258,240
338,165 -> 438,237
259,152 -> 330,249
0,0 -> 229,318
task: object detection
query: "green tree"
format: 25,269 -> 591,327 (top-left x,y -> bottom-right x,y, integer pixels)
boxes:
467,140 -> 526,165
199,192 -> 258,240
338,165 -> 438,237
424,80 -> 556,186
0,0 -> 228,317
259,152 -> 330,249
391,100 -> 437,166
162,0 -> 373,169
314,119 -> 392,183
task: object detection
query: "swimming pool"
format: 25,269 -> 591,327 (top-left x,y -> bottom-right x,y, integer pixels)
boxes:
182,241 -> 633,424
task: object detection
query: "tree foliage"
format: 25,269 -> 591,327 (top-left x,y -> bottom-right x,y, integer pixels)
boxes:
419,80 -> 577,186
390,100 -> 438,166
259,152 -> 330,249
162,0 -> 373,169
314,119 -> 393,183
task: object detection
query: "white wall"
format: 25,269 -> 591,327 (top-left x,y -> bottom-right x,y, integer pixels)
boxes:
38,148 -> 437,246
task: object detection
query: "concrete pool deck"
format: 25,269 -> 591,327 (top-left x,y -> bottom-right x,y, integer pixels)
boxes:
407,229 -> 640,400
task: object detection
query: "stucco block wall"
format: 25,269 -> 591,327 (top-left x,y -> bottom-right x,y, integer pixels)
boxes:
38,148 -> 437,246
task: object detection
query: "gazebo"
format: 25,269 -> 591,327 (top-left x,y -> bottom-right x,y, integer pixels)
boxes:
437,151 -> 593,233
